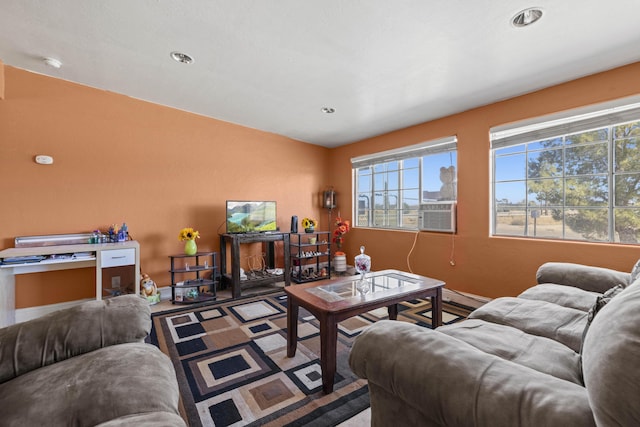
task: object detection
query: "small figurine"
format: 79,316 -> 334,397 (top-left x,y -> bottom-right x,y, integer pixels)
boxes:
140,273 -> 160,304
118,223 -> 128,242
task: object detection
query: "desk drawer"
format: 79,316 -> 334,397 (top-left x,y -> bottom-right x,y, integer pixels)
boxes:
100,248 -> 135,267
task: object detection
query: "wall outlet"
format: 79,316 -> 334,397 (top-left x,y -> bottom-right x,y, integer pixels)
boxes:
111,276 -> 121,288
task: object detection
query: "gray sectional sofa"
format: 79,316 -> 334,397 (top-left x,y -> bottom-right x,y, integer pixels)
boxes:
0,294 -> 185,426
350,261 -> 640,426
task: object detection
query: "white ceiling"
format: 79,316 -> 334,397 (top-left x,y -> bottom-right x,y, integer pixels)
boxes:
2,1 -> 640,148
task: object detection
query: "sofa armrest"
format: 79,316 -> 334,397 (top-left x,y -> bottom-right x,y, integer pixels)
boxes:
349,320 -> 595,427
0,294 -> 150,384
536,262 -> 630,293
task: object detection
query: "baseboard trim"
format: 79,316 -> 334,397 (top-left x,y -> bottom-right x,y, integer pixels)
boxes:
443,288 -> 490,309
15,298 -> 93,324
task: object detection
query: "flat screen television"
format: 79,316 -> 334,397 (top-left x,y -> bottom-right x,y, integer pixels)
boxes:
226,201 -> 277,233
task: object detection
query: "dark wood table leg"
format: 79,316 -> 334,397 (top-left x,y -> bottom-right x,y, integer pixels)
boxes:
320,314 -> 338,394
387,303 -> 399,320
231,239 -> 241,299
287,296 -> 299,357
431,288 -> 443,328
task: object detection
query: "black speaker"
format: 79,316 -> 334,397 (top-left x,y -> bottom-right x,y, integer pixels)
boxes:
291,215 -> 298,233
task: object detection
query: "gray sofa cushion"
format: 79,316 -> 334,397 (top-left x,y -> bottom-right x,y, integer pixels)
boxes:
468,297 -> 587,352
580,284 -> 625,356
439,319 -> 583,384
585,284 -> 625,327
96,412 -> 187,426
350,320 -> 596,427
518,283 -> 599,312
0,342 -> 181,427
350,261 -> 639,426
631,258 -> 640,283
582,278 -> 640,426
536,262 -> 631,293
0,295 -> 151,384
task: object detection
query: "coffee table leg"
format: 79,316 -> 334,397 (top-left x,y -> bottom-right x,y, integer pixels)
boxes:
287,297 -> 299,357
431,288 -> 443,328
387,303 -> 398,320
320,315 -> 338,394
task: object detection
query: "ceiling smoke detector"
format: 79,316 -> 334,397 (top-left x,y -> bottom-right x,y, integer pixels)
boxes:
170,51 -> 194,64
321,107 -> 336,114
512,8 -> 543,27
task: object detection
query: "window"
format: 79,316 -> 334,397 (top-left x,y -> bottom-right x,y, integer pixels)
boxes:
491,100 -> 640,244
352,137 -> 457,230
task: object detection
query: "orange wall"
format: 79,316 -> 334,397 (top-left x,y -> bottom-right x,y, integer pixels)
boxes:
0,60 -> 4,100
332,62 -> 640,298
4,62 -> 640,307
0,66 -> 330,308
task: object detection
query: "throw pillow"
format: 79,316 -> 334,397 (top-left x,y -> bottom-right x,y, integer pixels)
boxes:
581,284 -> 625,354
631,258 -> 640,284
579,284 -> 625,385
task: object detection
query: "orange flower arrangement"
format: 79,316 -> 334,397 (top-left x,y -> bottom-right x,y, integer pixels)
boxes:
333,217 -> 350,252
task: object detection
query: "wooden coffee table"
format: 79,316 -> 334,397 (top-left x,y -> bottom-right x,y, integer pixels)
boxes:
285,269 -> 445,394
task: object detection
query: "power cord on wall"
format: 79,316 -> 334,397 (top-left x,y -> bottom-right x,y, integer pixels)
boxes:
406,231 -> 420,274
449,232 -> 456,266
406,230 -> 457,273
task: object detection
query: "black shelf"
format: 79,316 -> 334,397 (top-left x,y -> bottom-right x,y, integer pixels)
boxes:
220,233 -> 290,299
289,231 -> 331,283
221,271 -> 286,290
169,251 -> 218,304
170,291 -> 217,305
171,278 -> 217,288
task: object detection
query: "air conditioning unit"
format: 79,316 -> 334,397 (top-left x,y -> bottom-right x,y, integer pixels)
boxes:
418,202 -> 456,233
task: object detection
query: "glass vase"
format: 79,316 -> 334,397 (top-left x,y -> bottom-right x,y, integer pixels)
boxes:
184,239 -> 197,256
354,246 -> 371,296
354,246 -> 371,277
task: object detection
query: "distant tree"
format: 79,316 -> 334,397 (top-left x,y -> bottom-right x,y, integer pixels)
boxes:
527,122 -> 640,243
613,122 -> 640,242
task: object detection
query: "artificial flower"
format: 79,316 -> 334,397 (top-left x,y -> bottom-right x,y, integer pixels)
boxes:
301,217 -> 318,229
333,217 -> 350,249
178,227 -> 200,241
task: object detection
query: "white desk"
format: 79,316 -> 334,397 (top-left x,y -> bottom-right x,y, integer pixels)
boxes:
0,241 -> 140,327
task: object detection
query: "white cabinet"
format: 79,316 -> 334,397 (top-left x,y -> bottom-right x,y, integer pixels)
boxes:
100,248 -> 136,267
0,241 -> 140,327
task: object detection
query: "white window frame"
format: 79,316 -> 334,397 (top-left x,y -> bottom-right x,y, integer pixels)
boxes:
490,96 -> 640,244
352,136 -> 457,230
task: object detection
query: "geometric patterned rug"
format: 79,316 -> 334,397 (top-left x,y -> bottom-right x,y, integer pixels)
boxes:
148,291 -> 471,427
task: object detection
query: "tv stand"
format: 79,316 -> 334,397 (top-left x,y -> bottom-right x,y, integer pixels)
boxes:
219,233 -> 290,299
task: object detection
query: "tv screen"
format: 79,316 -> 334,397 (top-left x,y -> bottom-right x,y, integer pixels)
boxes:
226,201 -> 277,233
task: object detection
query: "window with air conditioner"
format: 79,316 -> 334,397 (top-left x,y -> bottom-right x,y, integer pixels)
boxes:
352,136 -> 457,231
491,98 -> 640,244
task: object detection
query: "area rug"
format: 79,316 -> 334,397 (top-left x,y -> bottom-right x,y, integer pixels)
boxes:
148,291 -> 471,427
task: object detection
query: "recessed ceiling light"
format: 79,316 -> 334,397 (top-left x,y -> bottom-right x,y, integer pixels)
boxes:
512,8 -> 543,27
170,51 -> 194,64
321,107 -> 336,114
43,57 -> 62,69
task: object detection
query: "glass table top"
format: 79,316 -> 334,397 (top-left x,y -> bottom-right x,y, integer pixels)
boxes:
305,271 -> 423,302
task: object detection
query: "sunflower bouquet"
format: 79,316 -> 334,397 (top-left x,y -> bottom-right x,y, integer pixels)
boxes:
178,227 -> 200,241
301,217 -> 318,231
